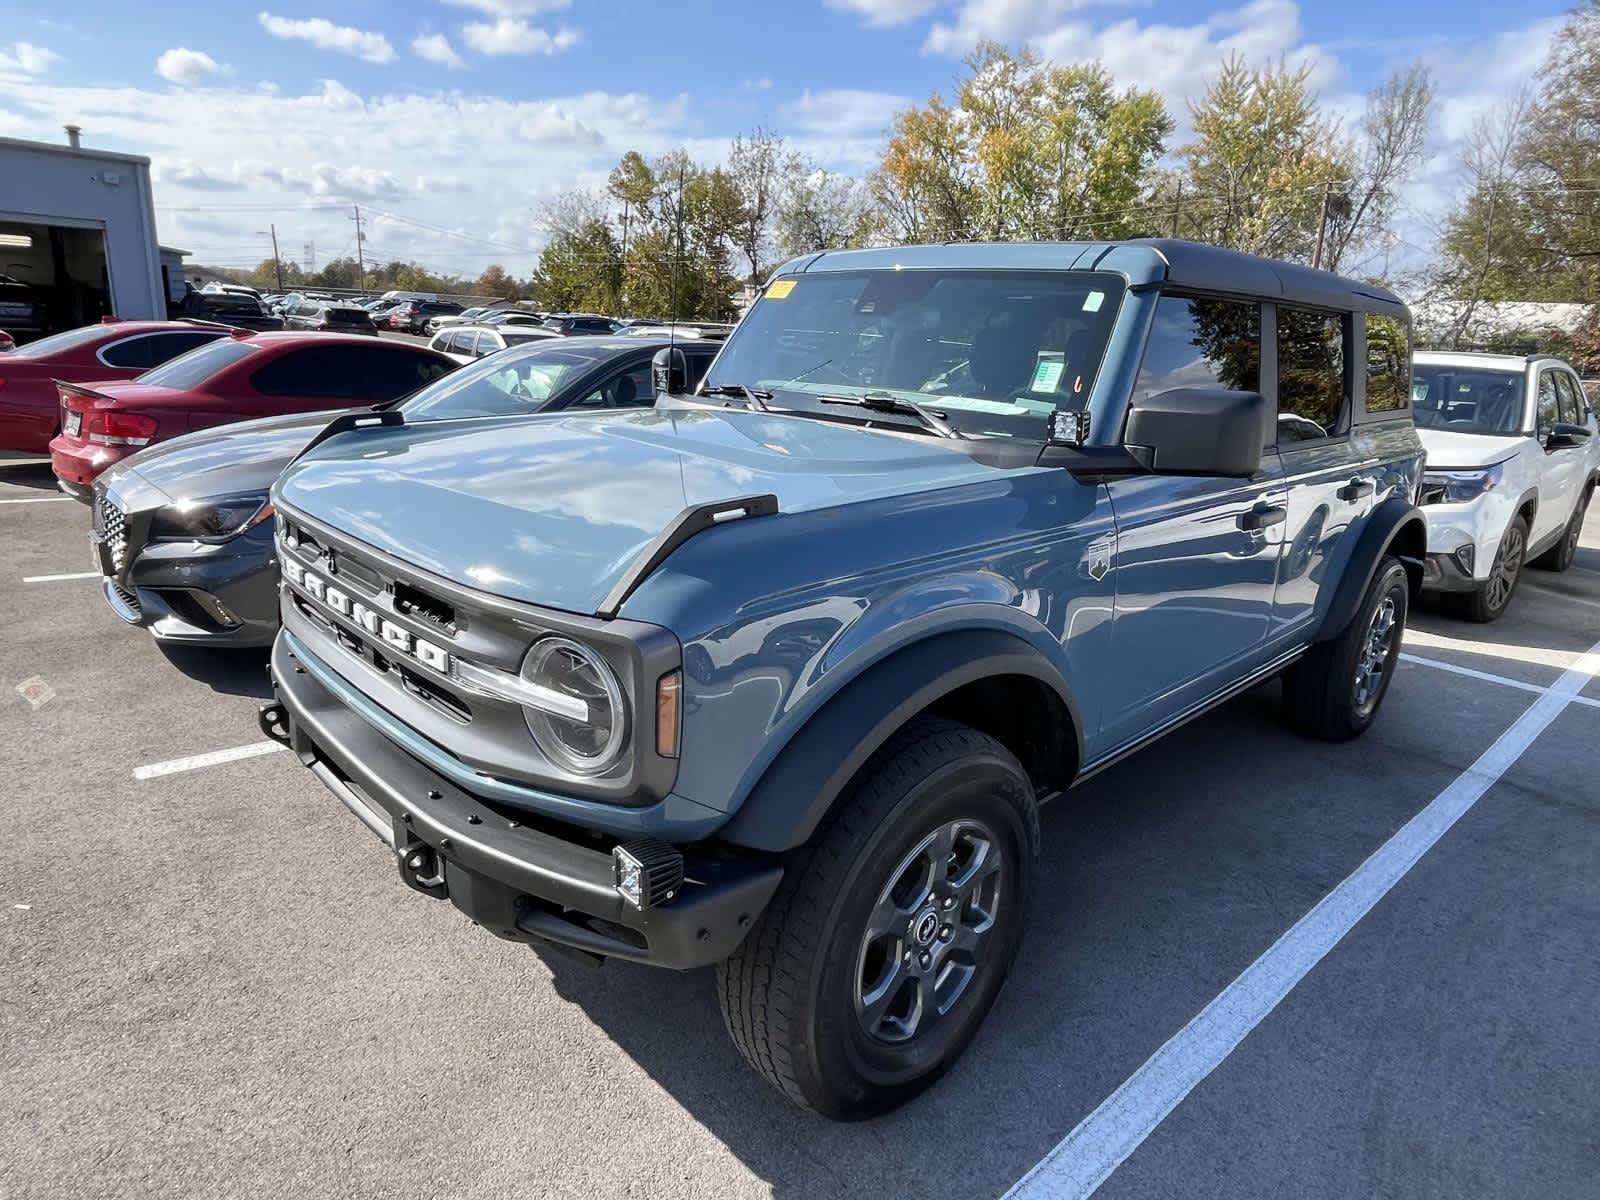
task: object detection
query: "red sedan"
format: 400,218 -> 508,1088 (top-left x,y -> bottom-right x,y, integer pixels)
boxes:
0,319 -> 236,453
49,331 -> 455,498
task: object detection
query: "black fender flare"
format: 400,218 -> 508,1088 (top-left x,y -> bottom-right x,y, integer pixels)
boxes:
716,630 -> 1082,854
1315,497 -> 1427,642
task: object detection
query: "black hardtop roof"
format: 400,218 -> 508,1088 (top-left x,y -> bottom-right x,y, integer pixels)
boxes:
1131,239 -> 1408,315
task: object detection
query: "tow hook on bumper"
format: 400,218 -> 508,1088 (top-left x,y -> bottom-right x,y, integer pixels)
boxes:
258,701 -> 291,745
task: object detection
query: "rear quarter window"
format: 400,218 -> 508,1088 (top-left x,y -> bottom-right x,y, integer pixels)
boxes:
1364,313 -> 1410,414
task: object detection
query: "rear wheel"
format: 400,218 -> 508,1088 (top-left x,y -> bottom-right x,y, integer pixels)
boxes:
1282,556 -> 1408,740
717,716 -> 1038,1120
1531,488 -> 1589,573
1461,514 -> 1527,622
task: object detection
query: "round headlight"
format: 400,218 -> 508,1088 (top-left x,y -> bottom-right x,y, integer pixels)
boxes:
521,636 -> 627,775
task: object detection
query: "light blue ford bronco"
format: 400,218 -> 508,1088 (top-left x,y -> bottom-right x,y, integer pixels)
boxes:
262,240 -> 1426,1118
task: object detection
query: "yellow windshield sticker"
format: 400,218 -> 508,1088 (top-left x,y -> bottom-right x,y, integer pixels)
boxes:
766,279 -> 797,299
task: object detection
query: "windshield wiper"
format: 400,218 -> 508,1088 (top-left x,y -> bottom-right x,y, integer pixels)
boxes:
817,392 -> 963,439
700,383 -> 773,411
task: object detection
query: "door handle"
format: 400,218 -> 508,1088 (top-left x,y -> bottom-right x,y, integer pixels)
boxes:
1337,478 -> 1375,502
1238,504 -> 1287,532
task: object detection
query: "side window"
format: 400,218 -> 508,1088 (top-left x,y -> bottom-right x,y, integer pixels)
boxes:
1132,294 -> 1262,407
100,335 -> 160,369
1553,372 -> 1584,426
1536,372 -> 1560,439
575,362 -> 654,409
1276,306 -> 1348,442
446,331 -> 472,356
429,332 -> 451,354
1364,313 -> 1410,413
684,351 -> 715,392
252,347 -> 346,397
350,348 -> 451,400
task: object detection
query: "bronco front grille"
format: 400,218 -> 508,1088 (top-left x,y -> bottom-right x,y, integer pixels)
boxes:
97,493 -> 128,571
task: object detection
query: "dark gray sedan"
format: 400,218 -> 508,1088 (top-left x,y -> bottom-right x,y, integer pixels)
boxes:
90,337 -> 719,647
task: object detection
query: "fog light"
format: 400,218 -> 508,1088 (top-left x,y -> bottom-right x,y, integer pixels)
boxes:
612,838 -> 684,909
1453,544 -> 1475,575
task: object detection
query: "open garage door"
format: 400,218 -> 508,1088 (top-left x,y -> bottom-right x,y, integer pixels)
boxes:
0,220 -> 111,345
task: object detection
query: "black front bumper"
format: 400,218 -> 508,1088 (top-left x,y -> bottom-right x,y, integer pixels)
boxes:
268,635 -> 782,969
1420,549 -> 1479,594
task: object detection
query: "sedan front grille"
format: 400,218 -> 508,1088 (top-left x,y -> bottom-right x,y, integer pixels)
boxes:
98,494 -> 128,571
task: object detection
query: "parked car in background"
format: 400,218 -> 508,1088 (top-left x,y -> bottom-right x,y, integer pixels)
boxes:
260,240 -> 1427,1119
51,332 -> 454,497
0,319 -> 233,453
88,334 -> 711,646
281,299 -> 378,336
1413,350 -> 1598,620
542,313 -> 623,335
427,322 -> 559,363
481,311 -> 548,328
177,286 -> 285,333
386,300 -> 464,334
625,321 -> 735,340
0,272 -> 47,341
426,305 -> 501,333
201,282 -> 264,301
0,330 -> 15,353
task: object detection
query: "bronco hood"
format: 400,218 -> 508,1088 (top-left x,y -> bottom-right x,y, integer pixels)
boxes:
274,407 -> 1015,615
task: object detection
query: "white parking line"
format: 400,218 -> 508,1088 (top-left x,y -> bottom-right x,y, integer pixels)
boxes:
132,741 -> 287,780
1004,635 -> 1600,1200
21,571 -> 99,583
1401,652 -> 1600,710
0,496 -> 70,505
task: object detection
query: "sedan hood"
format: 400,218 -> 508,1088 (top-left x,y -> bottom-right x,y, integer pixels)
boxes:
275,407 -> 1014,615
1417,428 -> 1524,469
106,409 -> 339,505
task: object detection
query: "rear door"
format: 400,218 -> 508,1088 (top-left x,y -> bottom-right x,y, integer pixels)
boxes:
1268,304 -> 1369,638
1102,293 -> 1286,749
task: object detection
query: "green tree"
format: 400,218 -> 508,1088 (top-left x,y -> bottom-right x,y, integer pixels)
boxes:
1171,56 -> 1347,262
876,43 -> 1172,243
727,128 -> 795,285
777,170 -> 878,258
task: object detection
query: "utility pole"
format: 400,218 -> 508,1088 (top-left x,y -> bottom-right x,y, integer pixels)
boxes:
351,204 -> 366,291
268,224 -> 283,293
1312,180 -> 1332,271
1170,179 -> 1183,240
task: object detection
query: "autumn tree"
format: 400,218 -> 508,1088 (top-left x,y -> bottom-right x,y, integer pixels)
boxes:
876,43 -> 1172,243
727,128 -> 795,286
777,170 -> 878,258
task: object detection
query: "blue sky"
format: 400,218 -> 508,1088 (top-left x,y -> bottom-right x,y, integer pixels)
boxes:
0,1 -> 1577,278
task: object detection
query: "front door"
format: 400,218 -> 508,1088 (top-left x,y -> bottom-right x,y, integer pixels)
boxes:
1100,292 -> 1283,749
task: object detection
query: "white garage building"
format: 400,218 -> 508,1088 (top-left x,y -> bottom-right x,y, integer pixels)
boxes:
0,128 -> 183,341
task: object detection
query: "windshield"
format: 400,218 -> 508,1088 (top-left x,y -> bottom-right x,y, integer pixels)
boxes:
137,339 -> 260,388
8,325 -> 109,358
705,269 -> 1124,438
400,344 -> 609,419
1412,365 -> 1525,435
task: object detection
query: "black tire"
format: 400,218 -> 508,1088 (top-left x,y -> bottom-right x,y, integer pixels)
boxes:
1282,556 -> 1408,741
1461,514 -> 1528,622
1531,487 -> 1590,573
717,716 -> 1038,1120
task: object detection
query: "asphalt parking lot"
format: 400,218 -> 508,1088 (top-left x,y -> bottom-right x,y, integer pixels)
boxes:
3,456 -> 1597,1200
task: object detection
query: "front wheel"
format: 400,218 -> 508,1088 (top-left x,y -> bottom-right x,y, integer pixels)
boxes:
1532,489 -> 1590,573
717,716 -> 1038,1120
1282,556 -> 1409,740
1461,514 -> 1528,622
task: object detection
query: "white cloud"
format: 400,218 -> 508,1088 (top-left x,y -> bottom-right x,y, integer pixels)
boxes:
0,41 -> 60,76
824,0 -> 941,28
412,33 -> 465,69
783,89 -> 908,137
256,13 -> 396,65
445,0 -> 571,13
460,18 -> 580,57
928,0 -> 1341,113
744,77 -> 773,91
155,48 -> 232,87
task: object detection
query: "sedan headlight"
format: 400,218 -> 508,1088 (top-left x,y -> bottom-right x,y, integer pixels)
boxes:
149,493 -> 274,542
520,636 -> 628,775
1419,462 -> 1505,505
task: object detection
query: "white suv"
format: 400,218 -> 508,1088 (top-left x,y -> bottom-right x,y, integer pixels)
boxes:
1413,351 -> 1598,621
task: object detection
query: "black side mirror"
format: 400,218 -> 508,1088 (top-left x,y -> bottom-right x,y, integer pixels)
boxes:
652,346 -> 689,397
1546,422 -> 1592,451
1125,387 -> 1267,477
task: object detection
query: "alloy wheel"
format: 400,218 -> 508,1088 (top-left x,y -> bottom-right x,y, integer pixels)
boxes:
1353,594 -> 1398,714
1485,523 -> 1524,613
853,819 -> 1003,1045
